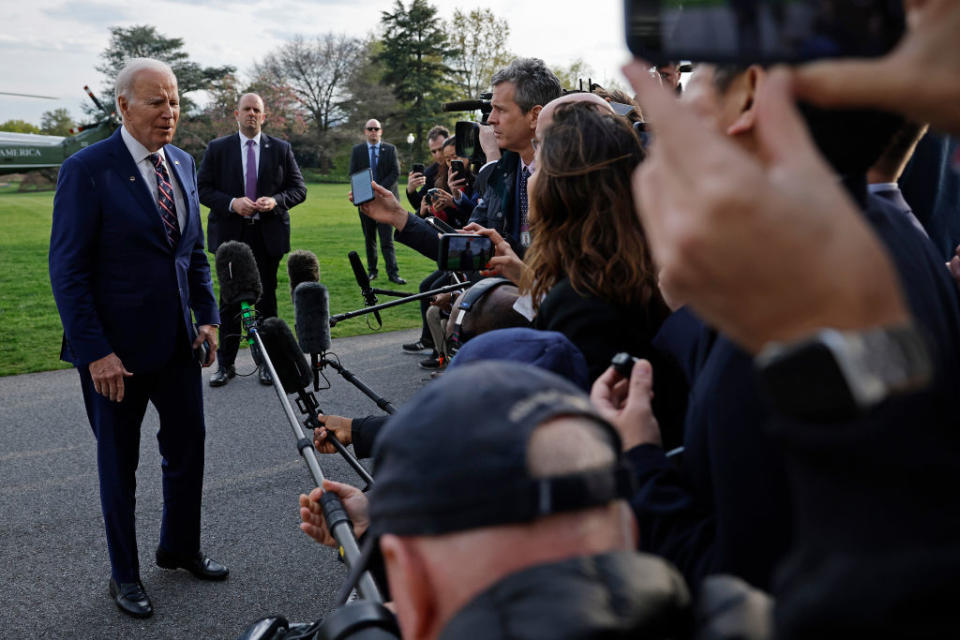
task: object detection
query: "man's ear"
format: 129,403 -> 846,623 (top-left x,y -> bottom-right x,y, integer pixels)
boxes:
726,65 -> 765,137
117,95 -> 130,119
527,104 -> 544,130
381,534 -> 437,640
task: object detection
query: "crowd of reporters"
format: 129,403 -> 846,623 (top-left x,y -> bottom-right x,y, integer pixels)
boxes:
297,3 -> 960,637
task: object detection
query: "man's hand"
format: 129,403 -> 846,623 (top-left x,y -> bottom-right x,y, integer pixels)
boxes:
590,359 -> 661,450
89,353 -> 134,403
313,414 -> 353,454
232,197 -> 258,217
792,0 -> 960,137
432,188 -> 454,211
299,480 -> 370,547
478,124 -> 501,163
622,61 -> 909,353
466,223 -> 528,284
948,243 -> 960,292
352,181 -> 409,232
406,171 -> 426,193
430,292 -> 454,312
193,324 -> 218,367
255,196 -> 277,212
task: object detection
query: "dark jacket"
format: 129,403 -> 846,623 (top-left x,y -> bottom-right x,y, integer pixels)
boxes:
438,552 -> 691,640
349,141 -> 400,197
199,132 -> 306,257
533,278 -> 687,443
396,151 -> 522,261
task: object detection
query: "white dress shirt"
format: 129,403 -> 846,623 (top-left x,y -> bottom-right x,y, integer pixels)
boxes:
121,125 -> 186,232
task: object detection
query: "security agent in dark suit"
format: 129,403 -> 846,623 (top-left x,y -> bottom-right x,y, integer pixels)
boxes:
49,58 -> 227,620
349,118 -> 406,284
199,93 -> 307,386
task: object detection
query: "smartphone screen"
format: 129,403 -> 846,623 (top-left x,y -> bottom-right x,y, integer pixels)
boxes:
437,234 -> 494,272
450,160 -> 466,182
625,0 -> 904,64
351,169 -> 375,206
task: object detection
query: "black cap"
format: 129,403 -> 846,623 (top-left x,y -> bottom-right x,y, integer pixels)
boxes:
368,361 -> 634,537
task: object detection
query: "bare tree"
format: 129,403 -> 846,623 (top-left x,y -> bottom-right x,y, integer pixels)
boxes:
255,33 -> 363,134
445,9 -> 513,99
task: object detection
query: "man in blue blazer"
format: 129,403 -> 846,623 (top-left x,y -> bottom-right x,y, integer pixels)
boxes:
200,92 -> 307,386
49,58 -> 228,619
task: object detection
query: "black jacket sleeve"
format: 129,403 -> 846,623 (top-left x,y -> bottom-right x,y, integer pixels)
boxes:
271,140 -> 306,211
197,140 -> 233,213
351,414 -> 389,459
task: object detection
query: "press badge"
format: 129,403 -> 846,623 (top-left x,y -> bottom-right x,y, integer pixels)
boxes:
521,231 -> 531,247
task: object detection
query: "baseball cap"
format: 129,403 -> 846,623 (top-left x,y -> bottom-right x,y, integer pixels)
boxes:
367,361 -> 634,537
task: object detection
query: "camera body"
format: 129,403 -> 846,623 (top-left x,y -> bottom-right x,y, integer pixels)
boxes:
442,94 -> 493,170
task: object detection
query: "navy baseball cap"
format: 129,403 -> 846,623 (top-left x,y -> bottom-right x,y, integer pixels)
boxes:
367,361 -> 635,537
447,328 -> 591,390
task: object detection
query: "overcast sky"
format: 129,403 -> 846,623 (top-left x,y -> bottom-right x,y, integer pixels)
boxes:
0,0 -> 633,127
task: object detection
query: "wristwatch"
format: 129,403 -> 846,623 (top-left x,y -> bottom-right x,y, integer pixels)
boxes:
755,325 -> 933,421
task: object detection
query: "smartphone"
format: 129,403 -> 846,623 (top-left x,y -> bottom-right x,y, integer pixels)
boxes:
350,169 -> 375,206
437,233 -> 494,272
624,0 -> 904,65
450,160 -> 467,183
425,216 -> 457,234
412,163 -> 425,174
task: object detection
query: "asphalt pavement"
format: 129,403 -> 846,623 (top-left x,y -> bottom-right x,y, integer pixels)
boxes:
0,329 -> 430,639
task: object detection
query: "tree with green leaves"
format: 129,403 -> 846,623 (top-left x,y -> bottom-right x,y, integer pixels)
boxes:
444,9 -> 513,99
94,25 -> 235,115
378,0 -> 456,158
40,108 -> 76,136
551,58 -> 595,92
0,119 -> 41,134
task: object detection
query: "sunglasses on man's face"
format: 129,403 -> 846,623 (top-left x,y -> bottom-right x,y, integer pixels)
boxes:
366,127 -> 381,131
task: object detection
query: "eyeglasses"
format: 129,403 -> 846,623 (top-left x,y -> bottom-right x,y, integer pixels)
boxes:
366,127 -> 381,131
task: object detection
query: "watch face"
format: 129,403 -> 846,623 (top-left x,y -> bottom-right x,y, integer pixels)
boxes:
759,342 -> 859,422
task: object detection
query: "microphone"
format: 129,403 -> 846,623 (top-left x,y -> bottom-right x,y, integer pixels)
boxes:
216,241 -> 262,306
348,250 -> 382,327
287,249 -> 320,298
294,281 -> 331,391
258,317 -> 375,488
443,99 -> 488,112
215,241 -> 263,337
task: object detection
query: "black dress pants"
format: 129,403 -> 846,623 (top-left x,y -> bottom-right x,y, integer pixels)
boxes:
359,211 -> 399,278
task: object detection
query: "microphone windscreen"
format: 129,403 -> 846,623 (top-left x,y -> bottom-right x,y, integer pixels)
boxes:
259,317 -> 313,393
215,241 -> 262,306
294,282 -> 331,354
348,250 -> 371,292
287,250 -> 320,297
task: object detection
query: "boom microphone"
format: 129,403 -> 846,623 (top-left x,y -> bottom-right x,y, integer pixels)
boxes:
294,282 -> 332,355
215,241 -> 262,306
258,317 -> 314,393
443,99 -> 487,112
348,250 -> 382,327
287,249 -> 320,298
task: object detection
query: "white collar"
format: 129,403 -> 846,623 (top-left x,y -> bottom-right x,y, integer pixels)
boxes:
121,125 -> 164,165
240,131 -> 262,146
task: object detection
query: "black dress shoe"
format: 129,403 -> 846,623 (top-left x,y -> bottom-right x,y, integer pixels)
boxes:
258,364 -> 273,386
209,364 -> 236,387
367,270 -> 378,281
109,578 -> 153,618
156,548 -> 229,581
388,275 -> 407,285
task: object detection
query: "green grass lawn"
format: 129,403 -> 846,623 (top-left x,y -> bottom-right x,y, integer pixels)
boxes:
0,182 -> 436,377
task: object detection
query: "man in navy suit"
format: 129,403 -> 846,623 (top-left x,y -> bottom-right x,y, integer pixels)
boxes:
199,93 -> 306,386
349,118 -> 406,284
49,58 -> 228,619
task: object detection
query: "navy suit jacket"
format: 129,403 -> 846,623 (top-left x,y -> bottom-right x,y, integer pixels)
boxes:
199,132 -> 307,257
50,128 -> 219,373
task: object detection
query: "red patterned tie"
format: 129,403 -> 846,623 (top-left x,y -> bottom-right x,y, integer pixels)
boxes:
150,153 -> 181,247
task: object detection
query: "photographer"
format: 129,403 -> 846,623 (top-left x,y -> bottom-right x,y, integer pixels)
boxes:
615,0 -> 960,631
301,362 -> 690,640
406,125 -> 449,211
355,58 -> 562,262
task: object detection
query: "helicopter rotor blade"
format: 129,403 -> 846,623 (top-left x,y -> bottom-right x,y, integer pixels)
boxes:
0,91 -> 59,100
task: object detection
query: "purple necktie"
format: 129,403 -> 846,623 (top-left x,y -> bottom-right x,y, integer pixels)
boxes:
245,139 -> 257,200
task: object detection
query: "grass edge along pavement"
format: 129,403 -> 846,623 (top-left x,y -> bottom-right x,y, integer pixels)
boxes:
0,181 -> 438,377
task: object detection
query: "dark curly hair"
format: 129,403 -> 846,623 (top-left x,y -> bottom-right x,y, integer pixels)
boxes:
522,101 -> 655,309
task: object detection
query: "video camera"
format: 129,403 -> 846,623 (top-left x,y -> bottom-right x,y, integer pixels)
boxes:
442,94 -> 492,171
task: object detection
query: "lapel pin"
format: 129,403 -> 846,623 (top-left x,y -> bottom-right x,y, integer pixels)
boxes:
174,160 -> 180,165
129,176 -> 136,181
